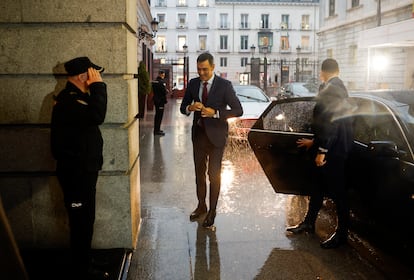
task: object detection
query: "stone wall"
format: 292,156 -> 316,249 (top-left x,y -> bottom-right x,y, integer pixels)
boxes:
0,0 -> 141,249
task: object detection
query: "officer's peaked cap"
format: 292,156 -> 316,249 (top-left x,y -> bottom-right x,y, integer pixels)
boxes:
64,56 -> 104,76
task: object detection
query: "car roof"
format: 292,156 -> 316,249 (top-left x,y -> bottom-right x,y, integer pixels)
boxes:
350,90 -> 414,117
350,90 -> 414,106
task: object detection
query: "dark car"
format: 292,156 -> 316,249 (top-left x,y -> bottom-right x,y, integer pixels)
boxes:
248,90 -> 414,259
279,82 -> 318,98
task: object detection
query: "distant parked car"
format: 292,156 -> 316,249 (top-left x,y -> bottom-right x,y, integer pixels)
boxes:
280,82 -> 318,98
248,90 -> 414,256
228,85 -> 272,141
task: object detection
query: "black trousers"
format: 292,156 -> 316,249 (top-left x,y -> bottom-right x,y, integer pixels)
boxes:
154,104 -> 164,132
56,167 -> 98,271
192,126 -> 225,211
304,155 -> 349,235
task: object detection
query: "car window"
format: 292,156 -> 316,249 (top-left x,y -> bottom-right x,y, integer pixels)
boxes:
262,100 -> 315,133
352,97 -> 409,152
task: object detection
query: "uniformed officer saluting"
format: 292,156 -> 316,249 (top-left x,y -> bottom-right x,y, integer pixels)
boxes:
50,57 -> 108,278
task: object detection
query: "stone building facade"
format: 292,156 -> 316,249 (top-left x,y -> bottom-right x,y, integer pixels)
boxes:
318,0 -> 414,90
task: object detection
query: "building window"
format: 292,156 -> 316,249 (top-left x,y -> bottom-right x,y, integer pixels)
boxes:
301,14 -> 310,30
198,0 -> 208,7
198,13 -> 208,28
351,0 -> 359,8
327,48 -> 333,58
241,14 -> 249,29
157,0 -> 167,7
178,36 -> 186,51
240,36 -> 248,50
281,14 -> 289,29
241,57 -> 248,67
178,13 -> 186,28
220,35 -> 228,50
301,36 -> 310,51
156,36 -> 167,52
199,35 -> 207,51
157,14 -> 167,29
258,33 -> 272,50
329,0 -> 335,17
220,13 -> 228,29
220,57 -> 227,67
261,14 -> 269,29
177,0 -> 187,7
349,44 -> 357,64
280,36 -> 290,51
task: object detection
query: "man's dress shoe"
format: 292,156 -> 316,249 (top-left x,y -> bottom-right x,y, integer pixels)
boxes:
286,222 -> 315,234
202,210 -> 216,227
190,205 -> 207,220
320,231 -> 347,249
154,131 -> 165,136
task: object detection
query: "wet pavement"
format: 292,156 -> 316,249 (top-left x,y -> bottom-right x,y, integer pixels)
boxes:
126,98 -> 414,280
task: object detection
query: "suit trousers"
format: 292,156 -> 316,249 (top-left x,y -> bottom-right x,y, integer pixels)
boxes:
304,155 -> 349,234
56,167 -> 98,272
192,125 -> 225,211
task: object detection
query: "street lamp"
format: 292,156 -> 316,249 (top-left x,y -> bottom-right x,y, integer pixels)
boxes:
250,44 -> 260,87
262,46 -> 269,93
250,44 -> 256,58
183,44 -> 188,89
296,45 -> 301,82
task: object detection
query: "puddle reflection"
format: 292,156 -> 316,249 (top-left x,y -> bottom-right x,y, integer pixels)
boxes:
194,223 -> 220,280
151,136 -> 165,182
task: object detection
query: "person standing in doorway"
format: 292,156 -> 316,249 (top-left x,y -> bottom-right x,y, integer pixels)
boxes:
286,58 -> 354,249
152,70 -> 168,136
51,57 -> 108,278
180,52 -> 243,227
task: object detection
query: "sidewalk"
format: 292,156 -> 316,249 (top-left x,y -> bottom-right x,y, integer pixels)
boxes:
125,99 -> 395,280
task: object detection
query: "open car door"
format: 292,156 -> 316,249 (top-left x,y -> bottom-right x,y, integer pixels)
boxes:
248,98 -> 317,195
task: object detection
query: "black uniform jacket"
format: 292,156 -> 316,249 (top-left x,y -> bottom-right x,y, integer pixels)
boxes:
51,81 -> 107,171
152,76 -> 168,107
312,77 -> 354,159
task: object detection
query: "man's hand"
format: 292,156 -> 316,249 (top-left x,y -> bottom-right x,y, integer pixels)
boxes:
86,68 -> 103,85
296,138 -> 313,150
315,153 -> 326,167
188,102 -> 203,112
201,106 -> 216,118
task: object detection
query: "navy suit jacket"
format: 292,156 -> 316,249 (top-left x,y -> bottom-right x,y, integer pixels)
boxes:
180,75 -> 243,147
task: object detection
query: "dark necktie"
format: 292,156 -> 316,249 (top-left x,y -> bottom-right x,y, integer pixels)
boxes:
202,82 -> 208,105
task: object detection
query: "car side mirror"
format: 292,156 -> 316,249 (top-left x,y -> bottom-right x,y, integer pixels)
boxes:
367,141 -> 399,158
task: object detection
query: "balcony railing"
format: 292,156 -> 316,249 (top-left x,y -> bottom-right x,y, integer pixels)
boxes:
176,23 -> 188,29
197,21 -> 210,29
218,22 -> 230,29
238,22 -> 251,29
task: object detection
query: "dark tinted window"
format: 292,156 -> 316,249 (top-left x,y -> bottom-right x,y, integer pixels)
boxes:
352,97 -> 409,152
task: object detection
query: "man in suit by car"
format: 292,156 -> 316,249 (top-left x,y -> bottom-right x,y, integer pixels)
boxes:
180,52 -> 243,227
286,58 -> 354,249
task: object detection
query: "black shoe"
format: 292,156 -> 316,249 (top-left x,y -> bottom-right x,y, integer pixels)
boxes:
286,222 -> 315,234
320,231 -> 347,249
190,205 -> 207,220
154,131 -> 165,136
202,210 -> 216,227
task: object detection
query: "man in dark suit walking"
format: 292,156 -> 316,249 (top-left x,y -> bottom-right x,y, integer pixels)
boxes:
180,52 -> 243,227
